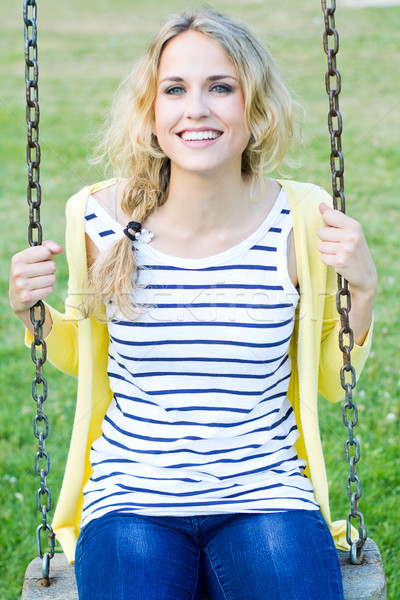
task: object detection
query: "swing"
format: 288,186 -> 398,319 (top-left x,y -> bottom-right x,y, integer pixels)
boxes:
20,1 -> 387,598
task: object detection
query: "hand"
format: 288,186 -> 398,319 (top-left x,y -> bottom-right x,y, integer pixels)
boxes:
9,240 -> 64,315
317,203 -> 377,297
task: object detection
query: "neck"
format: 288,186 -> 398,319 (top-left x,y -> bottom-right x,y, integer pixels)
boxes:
162,166 -> 258,234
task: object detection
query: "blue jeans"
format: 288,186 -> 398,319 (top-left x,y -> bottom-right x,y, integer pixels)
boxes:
75,510 -> 344,600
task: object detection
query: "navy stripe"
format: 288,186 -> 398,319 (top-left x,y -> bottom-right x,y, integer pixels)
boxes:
87,471 -> 312,503
281,209 -> 290,214
114,353 -> 286,365
101,402 -> 293,446
113,392 -> 159,409
268,227 -> 282,233
86,465 -> 305,501
86,482 -> 238,502
108,352 -> 289,381
105,404 -> 282,431
240,405 -> 294,438
217,454 -> 298,481
82,485 -> 244,512
85,213 -> 96,221
250,245 -> 277,252
222,480 -> 316,500
110,367 -> 286,380
84,469 -> 310,507
109,334 -> 293,349
133,302 -> 292,310
162,392 -> 289,413
141,264 -> 277,272
99,229 -> 115,237
145,283 -> 284,291
91,428 -> 296,459
160,446 -> 295,470
85,495 -> 318,514
102,429 -> 202,446
108,371 -> 290,397
113,390 -> 288,414
113,318 -> 293,330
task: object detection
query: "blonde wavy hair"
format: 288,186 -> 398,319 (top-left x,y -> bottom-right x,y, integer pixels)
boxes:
85,8 -> 296,320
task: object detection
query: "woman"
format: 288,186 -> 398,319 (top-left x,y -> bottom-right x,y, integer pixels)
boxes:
9,9 -> 376,599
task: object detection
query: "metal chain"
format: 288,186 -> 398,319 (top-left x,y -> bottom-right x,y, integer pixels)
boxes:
321,0 -> 367,565
23,0 -> 55,586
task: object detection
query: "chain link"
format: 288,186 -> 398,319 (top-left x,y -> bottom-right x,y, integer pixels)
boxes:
321,0 -> 367,565
24,0 -> 55,585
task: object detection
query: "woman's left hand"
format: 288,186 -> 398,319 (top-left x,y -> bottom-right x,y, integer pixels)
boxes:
317,202 -> 377,296
317,202 -> 377,345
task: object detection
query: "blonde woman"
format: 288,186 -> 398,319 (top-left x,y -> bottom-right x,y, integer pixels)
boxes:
9,9 -> 376,600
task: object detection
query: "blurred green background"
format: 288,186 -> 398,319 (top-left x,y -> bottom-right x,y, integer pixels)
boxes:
1,0 -> 399,598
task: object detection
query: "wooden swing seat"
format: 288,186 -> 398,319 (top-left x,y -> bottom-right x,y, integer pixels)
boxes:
21,537 -> 386,600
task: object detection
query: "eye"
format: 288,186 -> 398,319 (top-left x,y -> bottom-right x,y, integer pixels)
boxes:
165,85 -> 185,95
210,83 -> 233,94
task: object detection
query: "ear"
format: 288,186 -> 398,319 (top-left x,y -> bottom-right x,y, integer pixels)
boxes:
151,119 -> 157,137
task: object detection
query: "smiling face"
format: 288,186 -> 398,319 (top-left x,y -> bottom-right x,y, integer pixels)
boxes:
153,30 -> 251,178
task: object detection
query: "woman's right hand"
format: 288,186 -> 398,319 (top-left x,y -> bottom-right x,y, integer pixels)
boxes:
9,241 -> 64,315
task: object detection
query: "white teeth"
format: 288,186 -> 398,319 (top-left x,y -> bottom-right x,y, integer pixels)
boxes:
181,131 -> 221,141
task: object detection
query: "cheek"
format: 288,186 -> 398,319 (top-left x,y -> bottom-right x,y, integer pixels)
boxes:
152,105 -> 175,139
238,101 -> 249,132
152,99 -> 160,137
153,93 -> 169,137
224,97 -> 249,131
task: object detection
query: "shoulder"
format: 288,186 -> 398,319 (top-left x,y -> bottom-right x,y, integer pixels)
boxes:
278,180 -> 332,230
278,180 -> 332,208
65,178 -> 120,218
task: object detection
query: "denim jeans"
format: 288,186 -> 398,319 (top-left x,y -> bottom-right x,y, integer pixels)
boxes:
75,510 -> 344,600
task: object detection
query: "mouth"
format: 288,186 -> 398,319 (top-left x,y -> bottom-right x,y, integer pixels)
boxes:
177,130 -> 222,142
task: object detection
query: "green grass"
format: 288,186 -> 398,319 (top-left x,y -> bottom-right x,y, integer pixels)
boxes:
1,0 -> 399,598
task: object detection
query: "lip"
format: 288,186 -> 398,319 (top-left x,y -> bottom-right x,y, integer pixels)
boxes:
176,128 -> 223,148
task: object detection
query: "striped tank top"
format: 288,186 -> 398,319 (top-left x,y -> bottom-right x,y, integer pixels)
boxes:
81,187 -> 318,528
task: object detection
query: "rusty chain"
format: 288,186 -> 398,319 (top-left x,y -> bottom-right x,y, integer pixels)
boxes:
24,0 -> 55,585
321,0 -> 367,565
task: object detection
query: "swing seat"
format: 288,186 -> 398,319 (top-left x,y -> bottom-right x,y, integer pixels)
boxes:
21,538 -> 386,600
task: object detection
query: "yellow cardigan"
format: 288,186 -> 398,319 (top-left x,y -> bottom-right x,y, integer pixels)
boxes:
27,179 -> 372,564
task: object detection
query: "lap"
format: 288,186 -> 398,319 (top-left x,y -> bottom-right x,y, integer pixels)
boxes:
74,513 -> 203,600
203,511 -> 344,600
74,511 -> 343,600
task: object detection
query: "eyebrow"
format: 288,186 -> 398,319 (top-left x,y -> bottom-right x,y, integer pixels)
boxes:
159,74 -> 238,84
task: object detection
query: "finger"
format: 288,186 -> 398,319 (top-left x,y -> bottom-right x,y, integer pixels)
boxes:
318,202 -> 331,217
12,254 -> 57,280
22,273 -> 57,292
18,241 -> 63,264
42,240 -> 64,256
317,226 -> 347,242
19,285 -> 56,308
318,252 -> 339,269
319,207 -> 356,230
317,241 -> 341,255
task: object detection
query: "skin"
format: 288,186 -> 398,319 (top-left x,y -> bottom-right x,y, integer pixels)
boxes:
9,30 -> 377,345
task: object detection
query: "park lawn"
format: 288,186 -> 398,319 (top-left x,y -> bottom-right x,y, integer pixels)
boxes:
1,0 -> 399,598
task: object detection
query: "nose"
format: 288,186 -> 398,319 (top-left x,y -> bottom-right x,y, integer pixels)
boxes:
184,90 -> 211,120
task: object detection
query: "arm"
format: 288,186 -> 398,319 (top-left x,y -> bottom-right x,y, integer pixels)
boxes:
317,202 -> 377,345
318,264 -> 373,402
9,241 -> 64,338
10,187 -> 92,377
9,240 -> 83,377
317,204 -> 376,401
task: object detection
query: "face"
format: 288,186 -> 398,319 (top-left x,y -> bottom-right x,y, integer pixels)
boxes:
153,30 -> 250,178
